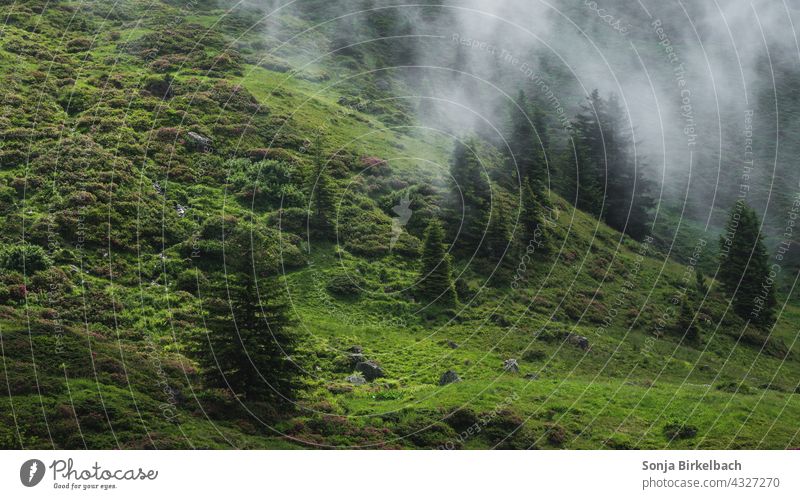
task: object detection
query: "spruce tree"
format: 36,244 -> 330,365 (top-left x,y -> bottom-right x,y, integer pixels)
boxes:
484,202 -> 512,260
417,218 -> 457,307
198,275 -> 296,401
571,90 -> 652,239
310,134 -> 337,239
603,94 -> 652,240
506,89 -> 545,190
718,201 -> 776,327
450,138 -> 490,253
571,89 -> 606,217
675,296 -> 700,343
192,223 -> 299,402
695,269 -> 708,296
519,177 -> 549,252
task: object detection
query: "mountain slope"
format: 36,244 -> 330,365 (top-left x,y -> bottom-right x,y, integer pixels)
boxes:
0,0 -> 798,450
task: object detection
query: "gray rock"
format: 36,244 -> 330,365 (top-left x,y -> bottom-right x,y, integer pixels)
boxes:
346,373 -> 366,385
524,373 -> 540,380
355,360 -> 385,381
348,353 -> 366,368
447,341 -> 459,349
503,359 -> 520,373
334,348 -> 368,372
564,333 -> 590,351
186,131 -> 212,151
439,370 -> 462,386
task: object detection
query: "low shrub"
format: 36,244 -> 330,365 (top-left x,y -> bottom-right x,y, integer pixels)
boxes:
663,422 -> 698,440
326,273 -> 365,298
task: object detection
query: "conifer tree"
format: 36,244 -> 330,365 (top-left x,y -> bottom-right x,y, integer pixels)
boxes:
718,201 -> 776,327
571,90 -> 652,239
571,89 -> 606,218
199,275 -> 297,401
450,138 -> 490,253
506,90 -> 545,190
695,268 -> 708,296
310,134 -> 337,239
675,296 -> 700,343
519,177 -> 549,252
603,94 -> 652,240
417,218 -> 457,308
484,202 -> 512,260
192,223 -> 299,402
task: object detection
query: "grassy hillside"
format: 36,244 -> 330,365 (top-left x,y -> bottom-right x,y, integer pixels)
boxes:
0,1 -> 798,449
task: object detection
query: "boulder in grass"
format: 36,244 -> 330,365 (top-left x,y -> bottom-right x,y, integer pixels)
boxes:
503,359 -> 520,373
564,333 -> 590,351
355,360 -> 385,381
186,131 -> 212,151
348,353 -> 366,368
334,346 -> 366,371
346,373 -> 366,385
439,370 -> 462,386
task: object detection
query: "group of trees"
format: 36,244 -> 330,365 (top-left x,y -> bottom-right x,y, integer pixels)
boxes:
417,88 -> 778,331
192,88 -> 780,406
674,200 -> 777,343
717,200 -> 776,327
501,88 -> 654,241
416,89 -> 650,309
571,90 -> 653,240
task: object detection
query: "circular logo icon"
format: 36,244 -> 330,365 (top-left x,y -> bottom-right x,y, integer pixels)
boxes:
20,459 -> 45,487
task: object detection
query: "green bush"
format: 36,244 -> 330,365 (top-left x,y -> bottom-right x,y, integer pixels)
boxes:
0,244 -> 52,273
337,203 -> 393,257
30,267 -> 72,294
228,159 -> 304,209
174,268 -> 208,295
326,273 -> 365,297
663,422 -> 698,440
715,381 -> 753,394
267,207 -> 309,235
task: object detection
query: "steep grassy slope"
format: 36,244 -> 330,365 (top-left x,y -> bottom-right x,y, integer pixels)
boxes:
282,196 -> 800,449
0,1 -> 798,449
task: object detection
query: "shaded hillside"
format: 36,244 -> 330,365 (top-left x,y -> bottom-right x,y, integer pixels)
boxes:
0,0 -> 798,449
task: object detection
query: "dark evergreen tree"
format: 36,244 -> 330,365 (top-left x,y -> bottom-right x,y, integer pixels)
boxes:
571,89 -> 606,217
718,201 -> 776,327
571,90 -> 653,239
519,177 -> 549,252
484,202 -> 512,260
310,134 -> 337,239
675,296 -> 700,343
198,275 -> 296,401
417,218 -> 457,307
506,90 -> 546,190
603,94 -> 652,240
192,223 -> 299,402
554,142 -> 579,207
449,138 -> 490,253
695,268 -> 708,296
